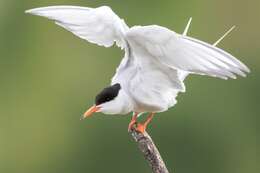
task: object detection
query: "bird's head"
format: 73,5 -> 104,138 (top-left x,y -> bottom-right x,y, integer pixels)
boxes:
81,83 -> 131,119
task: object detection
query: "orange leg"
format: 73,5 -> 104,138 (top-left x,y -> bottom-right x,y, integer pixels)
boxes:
128,112 -> 139,132
136,113 -> 155,134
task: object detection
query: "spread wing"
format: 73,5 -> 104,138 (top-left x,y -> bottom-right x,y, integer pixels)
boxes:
26,6 -> 129,48
126,25 -> 250,79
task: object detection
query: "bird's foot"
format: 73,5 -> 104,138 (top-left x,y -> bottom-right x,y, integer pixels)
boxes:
128,120 -> 137,132
128,112 -> 139,132
135,122 -> 147,134
128,122 -> 146,134
128,113 -> 155,134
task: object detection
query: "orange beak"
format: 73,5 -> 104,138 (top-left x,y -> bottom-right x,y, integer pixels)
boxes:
81,105 -> 100,120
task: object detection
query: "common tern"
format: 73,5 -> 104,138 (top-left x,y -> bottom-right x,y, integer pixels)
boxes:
26,6 -> 250,133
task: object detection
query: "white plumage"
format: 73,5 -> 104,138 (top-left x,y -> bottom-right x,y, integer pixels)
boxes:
26,5 -> 250,116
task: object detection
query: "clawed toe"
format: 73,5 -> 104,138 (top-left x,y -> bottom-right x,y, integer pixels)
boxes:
128,113 -> 155,134
128,121 -> 137,132
135,123 -> 146,134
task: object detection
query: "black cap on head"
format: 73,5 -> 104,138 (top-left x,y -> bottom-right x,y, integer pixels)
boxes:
95,83 -> 121,105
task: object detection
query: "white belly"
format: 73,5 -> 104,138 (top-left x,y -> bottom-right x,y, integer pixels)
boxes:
112,53 -> 187,113
124,64 -> 186,113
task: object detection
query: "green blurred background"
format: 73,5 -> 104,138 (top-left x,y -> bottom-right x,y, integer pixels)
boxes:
0,0 -> 258,173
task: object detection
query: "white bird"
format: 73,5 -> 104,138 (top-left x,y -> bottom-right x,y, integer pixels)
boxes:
26,6 -> 250,133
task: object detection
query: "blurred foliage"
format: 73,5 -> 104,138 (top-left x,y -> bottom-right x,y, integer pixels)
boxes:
0,0 -> 258,173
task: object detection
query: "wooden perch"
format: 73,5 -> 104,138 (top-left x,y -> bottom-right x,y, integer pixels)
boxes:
129,129 -> 170,173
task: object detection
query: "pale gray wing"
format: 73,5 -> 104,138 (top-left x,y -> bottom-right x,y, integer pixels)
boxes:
126,25 -> 250,79
26,6 -> 129,48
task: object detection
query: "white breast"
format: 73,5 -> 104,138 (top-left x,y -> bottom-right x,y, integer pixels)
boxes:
112,49 -> 186,113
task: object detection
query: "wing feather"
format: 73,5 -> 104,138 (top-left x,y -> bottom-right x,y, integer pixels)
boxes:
126,25 -> 250,79
26,6 -> 129,48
